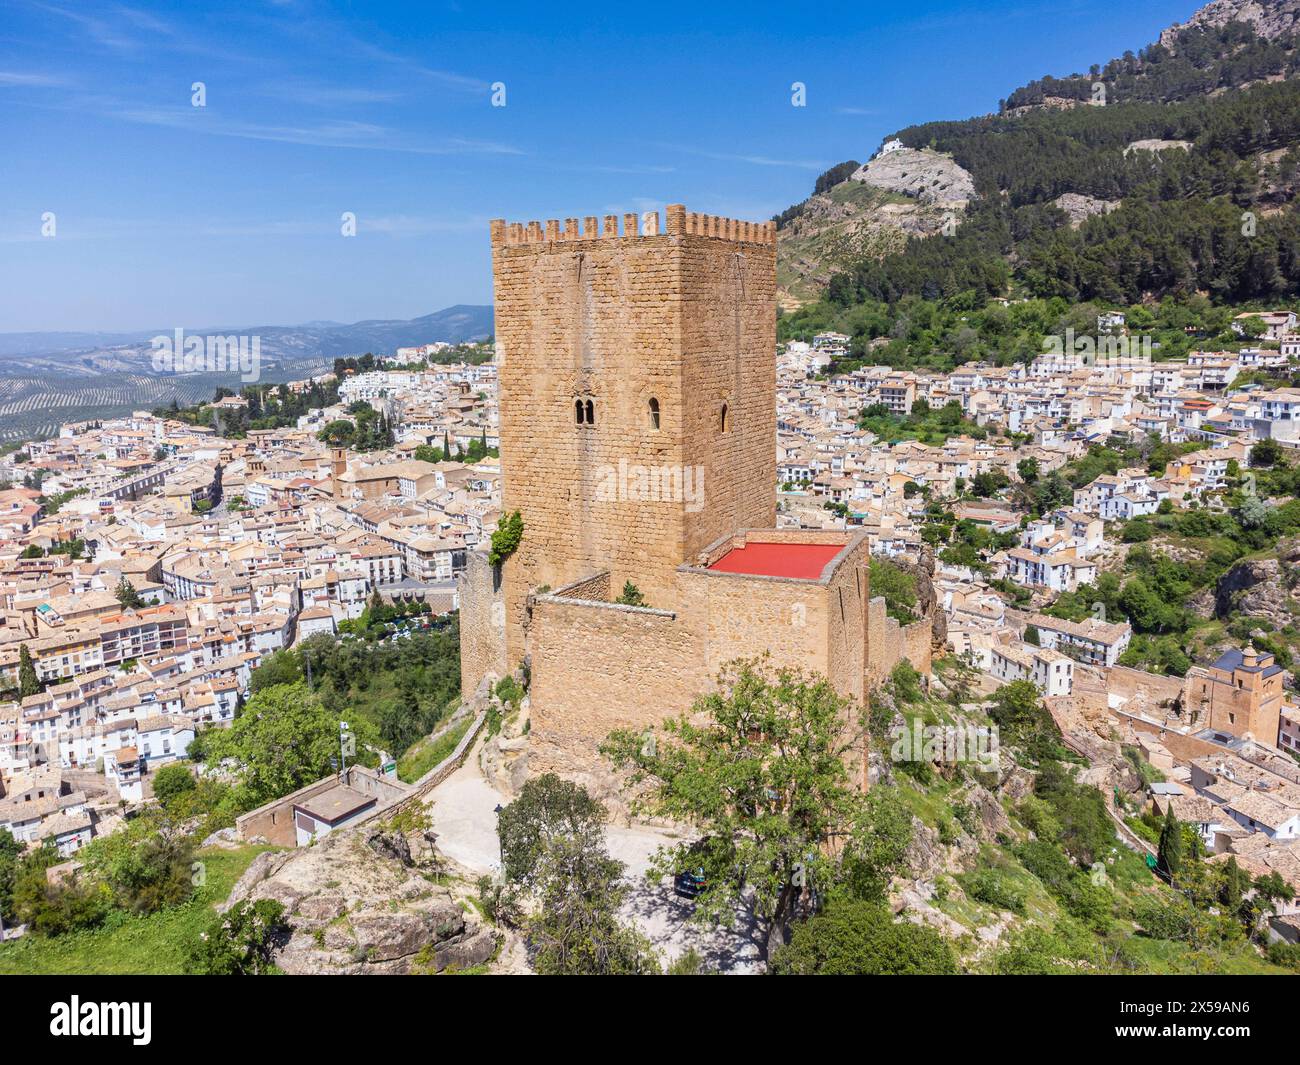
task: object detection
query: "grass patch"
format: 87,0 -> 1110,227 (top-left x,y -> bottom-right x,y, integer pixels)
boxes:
1125,935 -> 1291,975
0,844 -> 276,975
397,717 -> 472,783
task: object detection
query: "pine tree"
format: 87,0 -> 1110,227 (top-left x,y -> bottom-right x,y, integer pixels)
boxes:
1157,806 -> 1183,879
617,581 -> 647,608
115,576 -> 144,610
18,643 -> 39,697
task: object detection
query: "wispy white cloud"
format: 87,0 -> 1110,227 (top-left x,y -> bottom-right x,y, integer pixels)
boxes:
657,143 -> 825,170
256,80 -> 405,106
269,14 -> 489,95
26,1 -> 144,52
105,103 -> 523,155
0,211 -> 493,242
358,214 -> 490,236
0,70 -> 69,87
588,163 -> 678,175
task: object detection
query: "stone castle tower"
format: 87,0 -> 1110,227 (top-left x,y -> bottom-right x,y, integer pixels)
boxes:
459,201 -> 929,779
488,205 -> 777,667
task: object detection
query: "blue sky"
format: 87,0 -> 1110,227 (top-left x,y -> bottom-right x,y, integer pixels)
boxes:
0,0 -> 1196,333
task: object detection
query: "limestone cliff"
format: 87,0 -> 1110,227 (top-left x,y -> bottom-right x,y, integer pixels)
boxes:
776,148 -> 970,307
1160,0 -> 1300,48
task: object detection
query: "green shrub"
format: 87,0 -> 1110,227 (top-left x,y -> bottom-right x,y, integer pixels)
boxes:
1266,940 -> 1300,971
152,763 -> 196,807
961,868 -> 1026,914
771,899 -> 958,975
184,899 -> 288,975
489,510 -> 524,567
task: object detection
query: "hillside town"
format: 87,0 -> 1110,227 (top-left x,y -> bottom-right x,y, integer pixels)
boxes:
0,352 -> 500,853
2,304 -> 1299,935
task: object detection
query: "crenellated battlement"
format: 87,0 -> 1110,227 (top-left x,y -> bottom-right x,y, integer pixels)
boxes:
489,203 -> 775,248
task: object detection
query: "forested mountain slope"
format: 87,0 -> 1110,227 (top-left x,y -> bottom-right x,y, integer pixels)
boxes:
776,1 -> 1300,318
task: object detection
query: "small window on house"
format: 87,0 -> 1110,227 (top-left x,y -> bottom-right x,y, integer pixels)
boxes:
720,402 -> 729,434
575,400 -> 585,425
585,399 -> 595,425
648,397 -> 660,430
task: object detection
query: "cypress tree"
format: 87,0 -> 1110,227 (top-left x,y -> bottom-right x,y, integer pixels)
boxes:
18,643 -> 39,698
1157,806 -> 1183,878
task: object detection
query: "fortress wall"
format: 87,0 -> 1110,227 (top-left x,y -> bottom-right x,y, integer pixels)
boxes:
903,617 -> 934,678
526,595 -> 702,778
551,570 -> 612,601
457,548 -> 507,700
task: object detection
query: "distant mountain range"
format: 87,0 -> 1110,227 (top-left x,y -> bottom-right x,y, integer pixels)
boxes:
0,304 -> 493,444
0,304 -> 494,365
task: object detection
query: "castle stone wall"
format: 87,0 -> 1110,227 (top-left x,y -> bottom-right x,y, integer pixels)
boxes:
527,595 -> 700,782
457,548 -> 507,700
865,595 -> 931,687
527,531 -> 870,774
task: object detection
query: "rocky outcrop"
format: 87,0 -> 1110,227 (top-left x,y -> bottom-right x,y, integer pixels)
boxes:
776,182 -> 942,307
893,882 -> 971,939
1160,0 -> 1300,48
223,818 -> 499,975
1124,139 -> 1192,155
997,764 -> 1037,803
892,547 -> 947,653
851,148 -> 975,211
1052,193 -> 1120,228
952,782 -> 1012,842
1214,554 -> 1298,626
479,692 -> 531,797
776,149 -> 974,307
902,814 -> 979,881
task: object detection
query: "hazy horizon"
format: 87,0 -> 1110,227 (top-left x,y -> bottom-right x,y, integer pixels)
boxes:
1,0 -> 1194,332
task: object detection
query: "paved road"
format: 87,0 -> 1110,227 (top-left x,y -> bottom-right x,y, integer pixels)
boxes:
423,761 -> 764,973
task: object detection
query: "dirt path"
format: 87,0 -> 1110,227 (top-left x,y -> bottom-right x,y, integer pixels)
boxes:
422,759 -> 764,973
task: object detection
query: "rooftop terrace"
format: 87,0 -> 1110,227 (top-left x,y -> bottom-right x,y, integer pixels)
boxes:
706,540 -> 845,581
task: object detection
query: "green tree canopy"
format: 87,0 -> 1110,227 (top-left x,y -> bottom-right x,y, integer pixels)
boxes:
602,658 -> 868,959
204,683 -> 371,807
497,773 -> 608,888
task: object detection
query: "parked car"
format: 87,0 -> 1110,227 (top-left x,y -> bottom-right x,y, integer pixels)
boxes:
674,870 -> 706,899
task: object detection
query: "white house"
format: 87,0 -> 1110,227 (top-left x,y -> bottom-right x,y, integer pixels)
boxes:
986,642 -> 1074,696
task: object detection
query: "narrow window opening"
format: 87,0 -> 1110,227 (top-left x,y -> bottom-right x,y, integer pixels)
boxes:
575,400 -> 585,424
720,402 -> 729,434
648,397 -> 660,430
585,399 -> 595,425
